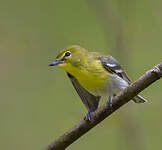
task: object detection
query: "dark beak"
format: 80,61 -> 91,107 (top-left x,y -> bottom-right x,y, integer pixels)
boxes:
48,59 -> 63,66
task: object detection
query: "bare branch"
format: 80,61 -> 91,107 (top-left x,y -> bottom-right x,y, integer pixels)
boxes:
44,63 -> 162,150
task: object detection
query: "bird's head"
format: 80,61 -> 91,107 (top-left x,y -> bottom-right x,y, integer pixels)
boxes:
48,45 -> 88,72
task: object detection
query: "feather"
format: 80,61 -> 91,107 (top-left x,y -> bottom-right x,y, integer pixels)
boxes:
99,56 -> 131,83
99,56 -> 147,103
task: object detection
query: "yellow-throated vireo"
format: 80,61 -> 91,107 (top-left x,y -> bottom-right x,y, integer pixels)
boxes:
49,45 -> 147,120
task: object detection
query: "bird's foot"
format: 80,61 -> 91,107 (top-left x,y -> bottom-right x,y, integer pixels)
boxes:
107,95 -> 113,107
84,109 -> 94,121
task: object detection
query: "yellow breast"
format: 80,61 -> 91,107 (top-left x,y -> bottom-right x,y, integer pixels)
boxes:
77,70 -> 107,89
59,60 -> 109,90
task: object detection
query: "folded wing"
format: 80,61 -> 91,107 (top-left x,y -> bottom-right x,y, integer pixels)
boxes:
99,56 -> 147,103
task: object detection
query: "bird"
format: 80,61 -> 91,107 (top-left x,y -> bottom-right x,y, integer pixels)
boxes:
48,45 -> 147,120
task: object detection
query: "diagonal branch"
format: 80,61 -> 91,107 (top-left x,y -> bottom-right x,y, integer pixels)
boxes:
44,63 -> 162,150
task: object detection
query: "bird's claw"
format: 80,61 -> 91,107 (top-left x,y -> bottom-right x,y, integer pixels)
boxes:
84,109 -> 93,121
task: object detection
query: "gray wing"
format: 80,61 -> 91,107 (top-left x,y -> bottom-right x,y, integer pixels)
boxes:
99,56 -> 147,103
99,56 -> 131,84
67,73 -> 100,111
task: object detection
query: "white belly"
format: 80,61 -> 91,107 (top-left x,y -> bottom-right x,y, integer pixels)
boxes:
89,74 -> 129,97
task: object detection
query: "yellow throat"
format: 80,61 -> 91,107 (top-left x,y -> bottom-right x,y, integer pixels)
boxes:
59,56 -> 109,90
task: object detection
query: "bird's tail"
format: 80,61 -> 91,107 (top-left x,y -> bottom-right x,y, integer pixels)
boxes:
132,95 -> 147,103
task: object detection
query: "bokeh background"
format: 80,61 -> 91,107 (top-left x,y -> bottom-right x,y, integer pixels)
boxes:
1,0 -> 162,150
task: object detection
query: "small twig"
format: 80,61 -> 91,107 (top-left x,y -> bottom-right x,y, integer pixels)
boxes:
44,63 -> 162,150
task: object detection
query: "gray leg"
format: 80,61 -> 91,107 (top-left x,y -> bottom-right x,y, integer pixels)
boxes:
86,108 -> 94,121
107,95 -> 114,107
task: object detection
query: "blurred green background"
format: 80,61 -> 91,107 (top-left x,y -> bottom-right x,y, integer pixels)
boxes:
1,0 -> 162,150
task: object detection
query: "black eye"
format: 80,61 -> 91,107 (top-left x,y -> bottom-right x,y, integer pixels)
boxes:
65,52 -> 71,57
